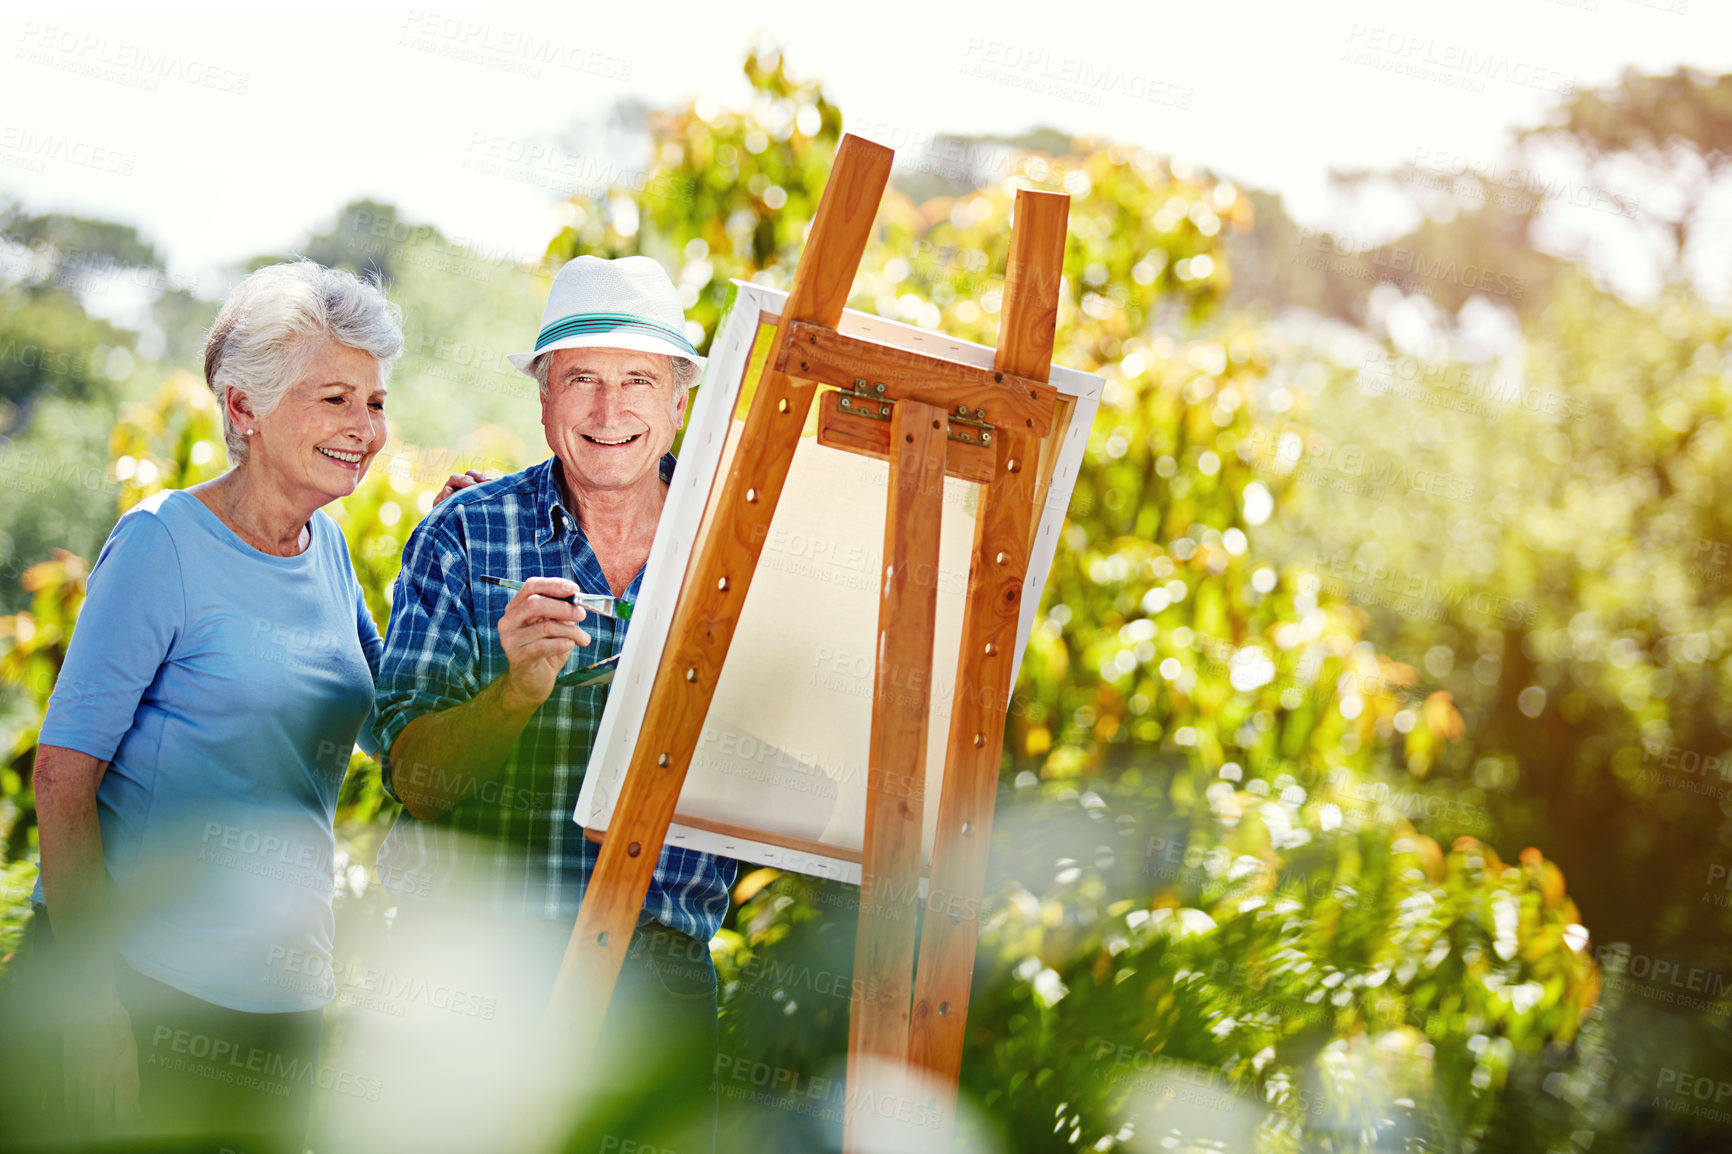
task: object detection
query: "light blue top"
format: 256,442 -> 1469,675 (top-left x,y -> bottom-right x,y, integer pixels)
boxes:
34,488 -> 382,1012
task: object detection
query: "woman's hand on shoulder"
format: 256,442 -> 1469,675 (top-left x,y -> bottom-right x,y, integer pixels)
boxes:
433,470 -> 493,507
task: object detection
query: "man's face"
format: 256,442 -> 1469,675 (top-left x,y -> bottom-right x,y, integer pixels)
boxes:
539,346 -> 688,496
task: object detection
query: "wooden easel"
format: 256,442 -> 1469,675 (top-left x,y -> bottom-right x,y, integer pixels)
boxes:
548,133 -> 1069,1149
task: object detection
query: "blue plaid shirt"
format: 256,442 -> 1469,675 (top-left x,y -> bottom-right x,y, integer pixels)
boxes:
373,454 -> 735,940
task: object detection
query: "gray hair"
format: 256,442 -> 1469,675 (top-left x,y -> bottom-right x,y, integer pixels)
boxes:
204,260 -> 404,464
532,350 -> 698,395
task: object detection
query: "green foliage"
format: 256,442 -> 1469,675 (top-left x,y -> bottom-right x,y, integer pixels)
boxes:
0,280 -> 131,432
0,204 -> 159,432
13,43 -> 1726,1154
1262,271 -> 1732,955
524,45 -> 1601,1153
0,206 -> 163,275
543,42 -> 847,356
0,551 -> 87,881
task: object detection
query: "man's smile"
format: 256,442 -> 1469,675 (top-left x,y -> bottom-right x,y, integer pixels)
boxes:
581,432 -> 643,446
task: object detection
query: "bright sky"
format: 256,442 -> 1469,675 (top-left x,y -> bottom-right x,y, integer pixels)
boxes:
1,0 -> 1724,299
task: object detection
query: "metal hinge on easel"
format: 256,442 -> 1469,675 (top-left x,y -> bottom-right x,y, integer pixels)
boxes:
838,380 -> 997,449
838,378 -> 892,420
947,404 -> 993,448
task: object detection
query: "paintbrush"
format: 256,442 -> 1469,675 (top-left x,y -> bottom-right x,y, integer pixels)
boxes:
477,574 -> 634,621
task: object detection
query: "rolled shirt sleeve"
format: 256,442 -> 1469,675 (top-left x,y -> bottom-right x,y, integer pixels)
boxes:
374,518 -> 481,802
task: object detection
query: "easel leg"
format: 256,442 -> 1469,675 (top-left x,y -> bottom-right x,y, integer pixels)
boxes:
546,135 -> 893,1046
905,429 -> 1037,1078
844,399 -> 948,1150
906,189 -> 1070,1139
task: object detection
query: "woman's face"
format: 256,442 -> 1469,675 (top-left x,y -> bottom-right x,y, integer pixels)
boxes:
244,338 -> 387,507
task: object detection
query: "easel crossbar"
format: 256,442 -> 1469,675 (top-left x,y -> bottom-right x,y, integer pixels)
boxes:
776,320 -> 1059,435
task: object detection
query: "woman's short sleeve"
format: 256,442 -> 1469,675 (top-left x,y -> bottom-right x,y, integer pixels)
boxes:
38,509 -> 185,762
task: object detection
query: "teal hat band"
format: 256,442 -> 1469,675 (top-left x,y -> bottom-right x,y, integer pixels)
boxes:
534,312 -> 698,358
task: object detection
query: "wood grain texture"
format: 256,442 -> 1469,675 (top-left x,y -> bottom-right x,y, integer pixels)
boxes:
815,391 -> 998,483
1028,393 -> 1076,551
547,134 -> 893,1038
844,397 -> 949,1151
906,189 -> 1069,1096
994,190 -> 1069,379
777,320 -> 1059,435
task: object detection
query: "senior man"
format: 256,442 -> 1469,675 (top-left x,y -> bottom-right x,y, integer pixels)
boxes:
373,255 -> 731,1146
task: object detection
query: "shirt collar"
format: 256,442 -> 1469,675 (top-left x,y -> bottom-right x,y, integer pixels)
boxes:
534,452 -> 679,546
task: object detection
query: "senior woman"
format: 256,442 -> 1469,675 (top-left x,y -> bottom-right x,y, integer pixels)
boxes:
27,260 -> 401,1153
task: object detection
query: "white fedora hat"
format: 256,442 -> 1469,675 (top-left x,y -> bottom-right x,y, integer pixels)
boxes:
507,254 -> 704,380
